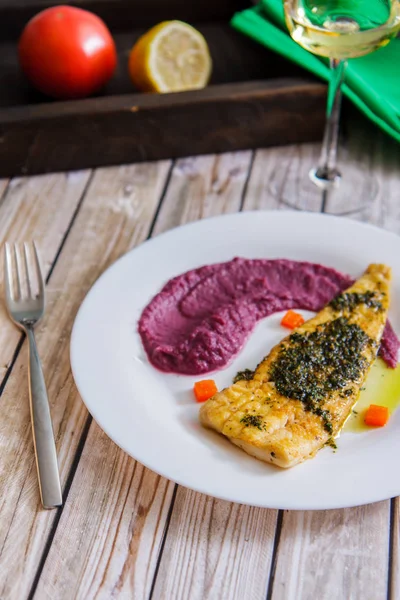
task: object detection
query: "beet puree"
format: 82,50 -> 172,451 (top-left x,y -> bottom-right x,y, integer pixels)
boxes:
138,258 -> 399,375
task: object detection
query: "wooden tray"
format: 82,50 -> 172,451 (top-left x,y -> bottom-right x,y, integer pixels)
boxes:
0,0 -> 327,177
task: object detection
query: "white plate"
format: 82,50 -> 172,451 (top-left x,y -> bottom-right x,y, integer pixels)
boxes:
70,211 -> 400,510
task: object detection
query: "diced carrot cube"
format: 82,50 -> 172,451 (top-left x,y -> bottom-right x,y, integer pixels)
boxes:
281,310 -> 305,330
364,404 -> 389,427
194,379 -> 218,403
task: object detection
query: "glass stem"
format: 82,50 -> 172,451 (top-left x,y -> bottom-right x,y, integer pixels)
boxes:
310,59 -> 347,189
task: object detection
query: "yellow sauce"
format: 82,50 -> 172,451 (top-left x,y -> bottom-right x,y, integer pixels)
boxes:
343,359 -> 400,433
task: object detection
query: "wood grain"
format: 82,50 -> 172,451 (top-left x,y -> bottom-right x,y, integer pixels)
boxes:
325,115 -> 400,232
153,151 -> 252,236
152,491 -> 278,600
34,151 -> 254,600
271,117 -> 399,600
390,499 -> 399,600
36,424 -> 174,600
0,179 -> 8,199
0,161 -> 171,600
243,143 -> 323,212
0,79 -> 325,177
0,170 -> 91,380
271,503 -> 390,600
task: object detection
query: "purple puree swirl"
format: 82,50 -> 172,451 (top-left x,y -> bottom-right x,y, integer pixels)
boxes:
138,258 -> 400,375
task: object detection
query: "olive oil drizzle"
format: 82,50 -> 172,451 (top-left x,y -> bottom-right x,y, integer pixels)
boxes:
344,360 -> 400,433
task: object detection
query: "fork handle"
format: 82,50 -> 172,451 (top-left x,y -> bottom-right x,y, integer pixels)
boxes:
26,327 -> 62,509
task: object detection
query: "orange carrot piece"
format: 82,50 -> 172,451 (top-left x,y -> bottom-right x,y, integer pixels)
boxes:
364,404 -> 389,427
194,379 -> 218,403
281,310 -> 305,330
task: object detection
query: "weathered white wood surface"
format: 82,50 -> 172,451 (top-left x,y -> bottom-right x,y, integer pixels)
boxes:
153,152 -> 252,236
0,162 -> 171,599
0,179 -> 9,200
243,143 -> 322,213
272,503 -> 390,600
34,152 -> 255,600
0,117 -> 398,600
391,499 -> 399,600
0,172 -> 90,379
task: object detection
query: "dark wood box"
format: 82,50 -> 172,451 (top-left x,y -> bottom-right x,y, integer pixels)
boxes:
0,0 -> 326,177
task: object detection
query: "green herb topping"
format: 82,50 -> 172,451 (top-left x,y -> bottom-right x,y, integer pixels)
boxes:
329,290 -> 382,313
233,369 -> 254,383
240,414 -> 266,430
325,438 -> 337,450
269,317 -> 370,433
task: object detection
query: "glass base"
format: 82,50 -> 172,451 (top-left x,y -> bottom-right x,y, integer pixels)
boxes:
309,167 -> 341,191
267,160 -> 378,214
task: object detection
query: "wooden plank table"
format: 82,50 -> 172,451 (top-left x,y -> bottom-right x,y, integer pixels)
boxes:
0,110 -> 399,600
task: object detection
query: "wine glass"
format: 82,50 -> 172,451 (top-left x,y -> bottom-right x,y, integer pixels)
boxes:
283,0 -> 400,192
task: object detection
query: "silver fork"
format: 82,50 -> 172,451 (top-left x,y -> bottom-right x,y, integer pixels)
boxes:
4,242 -> 62,509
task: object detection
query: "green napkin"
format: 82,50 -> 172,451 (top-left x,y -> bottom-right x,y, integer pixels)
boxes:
231,1 -> 400,143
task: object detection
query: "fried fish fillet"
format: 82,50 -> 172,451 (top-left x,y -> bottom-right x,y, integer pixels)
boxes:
199,264 -> 391,468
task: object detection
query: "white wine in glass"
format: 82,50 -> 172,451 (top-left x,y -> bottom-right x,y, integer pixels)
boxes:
283,0 -> 400,190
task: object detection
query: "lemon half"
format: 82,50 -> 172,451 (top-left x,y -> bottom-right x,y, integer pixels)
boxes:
129,20 -> 212,93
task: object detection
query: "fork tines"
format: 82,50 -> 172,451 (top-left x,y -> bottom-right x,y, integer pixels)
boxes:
4,241 -> 44,303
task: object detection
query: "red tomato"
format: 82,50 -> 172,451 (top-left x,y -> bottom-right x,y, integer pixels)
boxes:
18,6 -> 117,99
